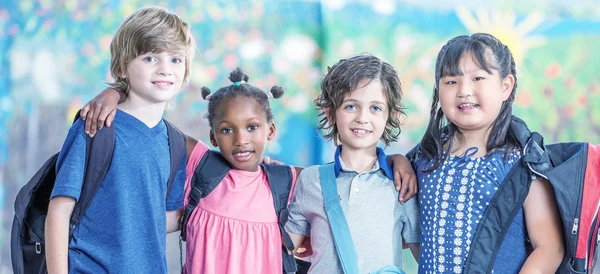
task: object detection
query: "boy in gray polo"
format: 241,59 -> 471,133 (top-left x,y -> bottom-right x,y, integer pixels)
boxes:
286,54 -> 420,273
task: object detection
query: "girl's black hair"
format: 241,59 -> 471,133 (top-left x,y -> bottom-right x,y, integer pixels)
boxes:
420,33 -> 519,172
201,68 -> 284,128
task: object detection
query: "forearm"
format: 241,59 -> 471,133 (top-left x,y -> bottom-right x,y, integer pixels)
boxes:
166,209 -> 182,233
45,208 -> 73,273
519,246 -> 563,274
407,243 -> 420,262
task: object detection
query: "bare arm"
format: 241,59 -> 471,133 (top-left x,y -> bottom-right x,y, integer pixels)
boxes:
519,178 -> 564,274
166,209 -> 183,233
80,88 -> 125,137
407,243 -> 420,262
45,196 -> 76,274
386,154 -> 417,203
288,231 -> 306,253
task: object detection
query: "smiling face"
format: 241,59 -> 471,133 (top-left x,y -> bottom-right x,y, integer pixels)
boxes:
209,95 -> 275,171
438,52 -> 513,134
123,51 -> 186,104
332,79 -> 389,153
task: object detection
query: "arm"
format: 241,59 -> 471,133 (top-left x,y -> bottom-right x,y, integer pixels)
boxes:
80,88 -> 125,137
45,196 -> 76,274
519,178 -> 564,274
407,243 -> 420,262
386,154 -> 417,203
288,232 -> 307,253
166,209 -> 182,233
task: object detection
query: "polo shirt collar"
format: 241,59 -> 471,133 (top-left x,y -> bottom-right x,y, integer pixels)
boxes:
333,145 -> 394,180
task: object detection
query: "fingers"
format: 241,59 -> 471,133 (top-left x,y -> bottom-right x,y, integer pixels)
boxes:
80,104 -> 90,121
262,156 -> 272,164
106,109 -> 117,127
96,104 -> 114,130
85,108 -> 95,136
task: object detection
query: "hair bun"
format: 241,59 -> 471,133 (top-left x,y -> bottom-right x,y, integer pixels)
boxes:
201,87 -> 212,99
269,86 -> 284,99
228,67 -> 250,83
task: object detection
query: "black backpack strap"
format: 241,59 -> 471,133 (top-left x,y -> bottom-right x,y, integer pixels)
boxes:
69,112 -> 116,233
462,159 -> 533,274
261,164 -> 297,274
180,150 -> 231,241
164,120 -> 187,203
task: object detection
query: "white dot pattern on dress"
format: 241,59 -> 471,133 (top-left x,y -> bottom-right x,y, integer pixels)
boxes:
417,148 -> 521,273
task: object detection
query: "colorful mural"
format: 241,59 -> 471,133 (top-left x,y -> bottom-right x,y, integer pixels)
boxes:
1,0 -> 599,273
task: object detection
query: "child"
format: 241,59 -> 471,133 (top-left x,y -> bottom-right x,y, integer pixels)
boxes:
412,33 -> 564,273
45,7 -> 195,273
286,54 -> 420,273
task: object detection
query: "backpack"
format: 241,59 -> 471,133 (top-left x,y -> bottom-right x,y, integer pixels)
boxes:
407,115 -> 600,274
179,149 -> 298,274
11,112 -> 186,274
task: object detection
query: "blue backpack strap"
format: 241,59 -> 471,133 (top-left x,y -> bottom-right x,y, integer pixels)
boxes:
319,164 -> 360,274
261,164 -> 297,274
69,111 -> 115,233
164,120 -> 186,203
180,150 -> 230,241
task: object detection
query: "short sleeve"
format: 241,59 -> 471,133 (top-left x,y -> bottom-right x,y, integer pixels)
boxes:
285,169 -> 311,237
51,119 -> 87,201
166,149 -> 187,211
401,196 -> 421,244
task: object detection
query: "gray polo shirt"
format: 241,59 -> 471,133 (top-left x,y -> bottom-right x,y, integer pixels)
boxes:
286,146 -> 420,273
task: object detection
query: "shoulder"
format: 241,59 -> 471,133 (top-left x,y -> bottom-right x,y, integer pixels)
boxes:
297,165 -> 321,181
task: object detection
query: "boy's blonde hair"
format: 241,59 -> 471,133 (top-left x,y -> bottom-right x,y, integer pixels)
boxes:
109,6 -> 196,93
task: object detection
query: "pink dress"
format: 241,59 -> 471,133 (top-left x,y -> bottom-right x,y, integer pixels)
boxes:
183,141 -> 297,274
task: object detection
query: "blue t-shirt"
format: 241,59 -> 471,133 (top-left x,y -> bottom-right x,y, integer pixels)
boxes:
51,109 -> 186,273
415,148 -> 528,274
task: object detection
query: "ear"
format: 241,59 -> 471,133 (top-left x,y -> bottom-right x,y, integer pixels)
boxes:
386,110 -> 400,128
323,107 -> 335,125
209,130 -> 218,147
501,74 -> 515,101
267,121 -> 276,141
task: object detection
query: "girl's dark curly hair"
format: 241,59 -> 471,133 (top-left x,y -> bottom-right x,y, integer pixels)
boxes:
202,68 -> 284,128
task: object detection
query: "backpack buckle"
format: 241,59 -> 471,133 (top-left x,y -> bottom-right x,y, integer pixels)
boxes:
35,242 -> 42,254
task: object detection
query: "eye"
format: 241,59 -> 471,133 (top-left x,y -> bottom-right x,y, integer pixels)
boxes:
220,128 -> 233,134
371,105 -> 383,112
142,56 -> 157,63
247,124 -> 259,131
171,57 -> 184,64
344,104 -> 356,111
445,80 -> 457,85
473,77 -> 485,81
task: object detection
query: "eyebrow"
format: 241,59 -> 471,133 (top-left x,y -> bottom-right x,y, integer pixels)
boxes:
342,98 -> 386,105
216,117 -> 262,126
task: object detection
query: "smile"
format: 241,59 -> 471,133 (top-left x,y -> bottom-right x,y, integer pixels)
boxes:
232,150 -> 254,161
351,128 -> 372,136
458,103 -> 479,109
152,81 -> 174,89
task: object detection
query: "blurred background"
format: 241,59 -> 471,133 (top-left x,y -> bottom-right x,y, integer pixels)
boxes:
2,0 -> 600,273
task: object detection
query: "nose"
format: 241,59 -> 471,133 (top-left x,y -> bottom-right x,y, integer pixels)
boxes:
233,131 -> 249,147
457,81 -> 473,98
354,108 -> 369,124
156,62 -> 173,76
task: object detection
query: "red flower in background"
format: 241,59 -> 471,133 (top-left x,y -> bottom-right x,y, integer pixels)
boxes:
545,62 -> 561,79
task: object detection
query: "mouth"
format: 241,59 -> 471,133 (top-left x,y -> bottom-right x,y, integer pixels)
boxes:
350,128 -> 372,137
232,150 -> 255,162
458,103 -> 480,110
152,81 -> 174,89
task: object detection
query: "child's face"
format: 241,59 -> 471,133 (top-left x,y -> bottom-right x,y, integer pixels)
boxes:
123,51 -> 186,103
438,53 -> 513,133
332,79 -> 389,153
209,96 -> 275,171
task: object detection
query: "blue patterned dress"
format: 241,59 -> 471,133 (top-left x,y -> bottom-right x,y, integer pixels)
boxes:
416,147 -> 529,274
